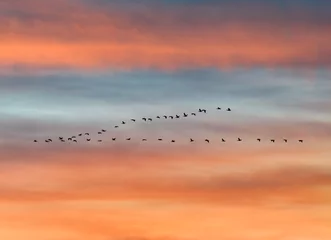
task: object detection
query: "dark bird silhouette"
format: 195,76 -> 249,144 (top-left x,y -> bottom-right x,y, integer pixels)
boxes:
114,125 -> 119,128
183,113 -> 188,117
237,138 -> 242,142
59,137 -> 63,140
87,139 -> 91,141
34,140 -> 38,142
176,115 -> 180,118
68,138 -> 72,141
190,138 -> 194,142
122,121 -> 126,124
45,140 -> 49,143
98,132 -> 102,134
227,108 -> 231,111
257,138 -> 261,142
98,140 -> 102,142
142,139 -> 147,141
217,107 -> 221,110
85,133 -> 89,135
271,139 -> 275,143
205,139 -> 210,143
169,116 -> 174,119
142,117 -> 147,121
222,138 -> 226,142
61,139 -> 65,142
48,139 -> 52,142
171,140 -> 175,143
78,134 -> 82,136
112,138 -> 116,141
131,119 -> 136,122
126,138 -> 131,140
158,138 -> 163,141
148,118 -> 152,121
163,115 -> 168,119
156,116 -> 160,119
299,140 -> 303,143
71,136 -> 76,139
191,113 -> 196,116
198,108 -> 203,113
101,129 -> 106,132
73,140 -> 77,143
202,109 -> 207,113
283,139 -> 288,143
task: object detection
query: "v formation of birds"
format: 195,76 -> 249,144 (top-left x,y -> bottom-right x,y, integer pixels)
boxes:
34,107 -> 304,144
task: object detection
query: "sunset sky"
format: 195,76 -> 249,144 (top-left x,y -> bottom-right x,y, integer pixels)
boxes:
0,0 -> 331,240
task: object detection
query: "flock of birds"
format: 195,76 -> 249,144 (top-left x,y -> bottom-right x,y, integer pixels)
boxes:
33,107 -> 304,144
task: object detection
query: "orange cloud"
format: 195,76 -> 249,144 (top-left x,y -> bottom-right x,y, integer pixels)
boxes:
0,1 -> 331,70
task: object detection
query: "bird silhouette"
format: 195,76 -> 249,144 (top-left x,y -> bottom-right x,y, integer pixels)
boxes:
222,138 -> 226,142
112,138 -> 116,141
163,115 -> 168,119
131,119 -> 136,122
169,116 -> 174,119
34,140 -> 37,142
171,140 -> 175,143
299,140 -> 303,143
61,139 -> 65,142
283,139 -> 288,143
114,126 -> 119,128
217,107 -> 221,110
205,139 -> 210,143
87,139 -> 91,141
98,132 -> 102,134
126,138 -> 131,140
73,140 -> 77,143
101,129 -> 106,132
142,139 -> 147,141
257,138 -> 261,142
271,139 -> 275,143
85,133 -> 89,135
237,138 -> 242,142
183,113 -> 188,117
156,116 -> 161,119
148,118 -> 152,121
45,140 -> 49,143
202,109 -> 207,113
191,113 -> 196,116
122,121 -> 126,124
198,108 -> 203,113
71,136 -> 76,139
176,115 -> 180,118
158,138 -> 163,141
190,138 -> 194,142
142,117 -> 147,121
98,140 -> 102,142
78,134 -> 83,136
68,138 -> 72,141
59,137 -> 63,140
227,108 -> 231,111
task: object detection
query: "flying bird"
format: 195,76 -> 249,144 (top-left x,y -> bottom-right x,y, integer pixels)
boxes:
191,113 -> 196,116
183,113 -> 188,117
98,140 -> 102,142
190,138 -> 194,142
163,115 -> 168,119
68,138 -> 72,141
85,133 -> 89,135
87,139 -> 91,141
176,115 -> 180,118
227,108 -> 231,111
198,108 -> 203,113
156,116 -> 161,119
73,140 -> 77,143
34,140 -> 38,142
299,140 -> 303,143
283,139 -> 288,143
131,119 -> 136,122
217,107 -> 221,110
78,134 -> 82,136
158,138 -> 163,141
98,132 -> 102,134
202,109 -> 207,113
237,138 -> 242,142
271,139 -> 275,143
112,138 -> 116,141
257,138 -> 261,142
142,117 -> 147,121
222,138 -> 226,142
171,140 -> 175,143
169,116 -> 174,119
205,139 -> 210,143
101,129 -> 106,132
122,121 -> 126,124
148,118 -> 152,121
142,139 -> 147,141
126,138 -> 131,140
114,126 -> 119,128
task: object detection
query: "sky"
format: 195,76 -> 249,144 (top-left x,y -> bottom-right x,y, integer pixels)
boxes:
0,0 -> 331,240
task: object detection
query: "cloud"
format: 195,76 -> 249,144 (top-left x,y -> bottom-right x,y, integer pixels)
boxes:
1,1 -> 331,70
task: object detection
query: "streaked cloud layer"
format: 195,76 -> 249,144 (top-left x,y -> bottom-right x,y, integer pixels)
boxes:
0,1 -> 331,240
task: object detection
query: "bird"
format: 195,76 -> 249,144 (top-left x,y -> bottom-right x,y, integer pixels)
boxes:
142,139 -> 147,141
271,139 -> 275,143
61,140 -> 65,142
71,136 -> 76,139
98,140 -> 102,142
126,138 -> 131,140
158,138 -> 163,141
198,108 -> 203,113
68,138 -> 72,141
45,140 -> 49,143
48,139 -> 52,142
163,115 -> 168,119
148,118 -> 152,121
87,139 -> 91,141
190,138 -> 194,142
78,133 -> 83,136
142,117 -> 147,121
73,140 -> 77,143
98,132 -> 102,134
183,113 -> 188,117
34,140 -> 38,142
85,133 -> 89,135
191,113 -> 196,116
257,138 -> 261,142
217,107 -> 221,110
222,138 -> 226,142
227,108 -> 231,111
59,137 -> 63,140
299,140 -> 303,143
237,138 -> 242,142
171,140 -> 175,143
205,139 -> 210,143
114,125 -> 119,128
112,138 -> 116,141
283,139 -> 288,143
169,116 -> 174,119
101,129 -> 106,132
202,109 -> 207,113
176,115 -> 180,118
122,121 -> 126,124
156,116 -> 161,119
131,119 -> 136,122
